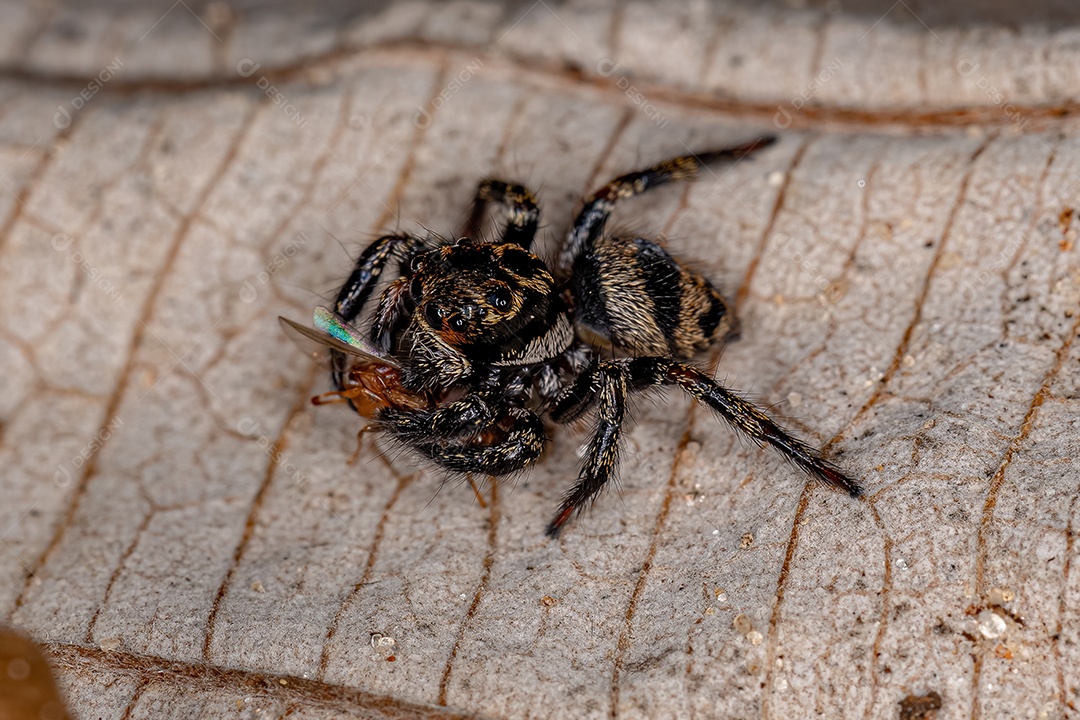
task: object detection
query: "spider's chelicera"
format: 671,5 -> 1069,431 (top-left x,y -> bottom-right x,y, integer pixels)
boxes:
282,135 -> 861,537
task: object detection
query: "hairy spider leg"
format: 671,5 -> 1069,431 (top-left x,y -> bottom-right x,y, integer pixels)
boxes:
546,357 -> 861,537
335,233 -> 424,321
331,233 -> 423,392
558,136 -> 777,276
381,399 -> 547,476
464,180 -> 541,249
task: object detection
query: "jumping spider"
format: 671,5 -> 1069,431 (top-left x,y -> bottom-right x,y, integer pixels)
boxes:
282,135 -> 860,536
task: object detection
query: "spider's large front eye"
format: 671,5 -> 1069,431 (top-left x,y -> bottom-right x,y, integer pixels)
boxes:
448,315 -> 467,331
424,303 -> 442,327
489,287 -> 512,311
409,276 -> 423,298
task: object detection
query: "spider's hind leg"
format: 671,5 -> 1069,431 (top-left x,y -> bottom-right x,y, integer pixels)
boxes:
464,179 -> 540,249
547,361 -> 628,536
558,136 -> 776,275
654,359 -> 860,497
546,356 -> 859,537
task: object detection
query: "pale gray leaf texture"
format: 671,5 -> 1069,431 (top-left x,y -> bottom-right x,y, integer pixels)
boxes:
1,1 -> 1079,718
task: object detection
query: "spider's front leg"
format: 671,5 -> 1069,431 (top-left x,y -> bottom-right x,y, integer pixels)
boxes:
331,233 -> 423,391
464,179 -> 540,249
546,357 -> 860,537
334,233 -> 423,321
380,395 -> 547,477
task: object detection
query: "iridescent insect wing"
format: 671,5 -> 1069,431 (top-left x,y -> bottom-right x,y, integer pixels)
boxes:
278,306 -> 400,368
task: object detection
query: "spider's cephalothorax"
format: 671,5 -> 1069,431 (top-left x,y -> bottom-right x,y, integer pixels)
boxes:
302,135 -> 861,536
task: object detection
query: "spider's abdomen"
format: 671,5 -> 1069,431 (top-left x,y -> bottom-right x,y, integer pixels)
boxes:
572,236 -> 733,358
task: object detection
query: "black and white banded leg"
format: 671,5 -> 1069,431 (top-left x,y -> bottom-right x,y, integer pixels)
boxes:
546,356 -> 860,536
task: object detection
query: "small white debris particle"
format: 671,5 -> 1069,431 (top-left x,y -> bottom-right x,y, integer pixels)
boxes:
250,581 -> 265,593
767,170 -> 785,187
733,613 -> 754,635
747,630 -> 763,646
988,587 -> 1015,605
99,637 -> 121,652
370,633 -> 396,648
1037,701 -> 1059,720
787,392 -> 802,408
977,609 -> 1007,639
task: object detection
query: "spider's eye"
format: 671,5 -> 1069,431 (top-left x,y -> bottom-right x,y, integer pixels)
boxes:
449,315 -> 467,331
489,287 -> 512,311
409,276 -> 423,298
409,255 -> 425,273
424,303 -> 442,327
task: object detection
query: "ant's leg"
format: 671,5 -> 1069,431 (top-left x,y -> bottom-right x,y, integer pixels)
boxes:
464,180 -> 540,249
558,137 -> 776,276
547,361 -> 627,536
